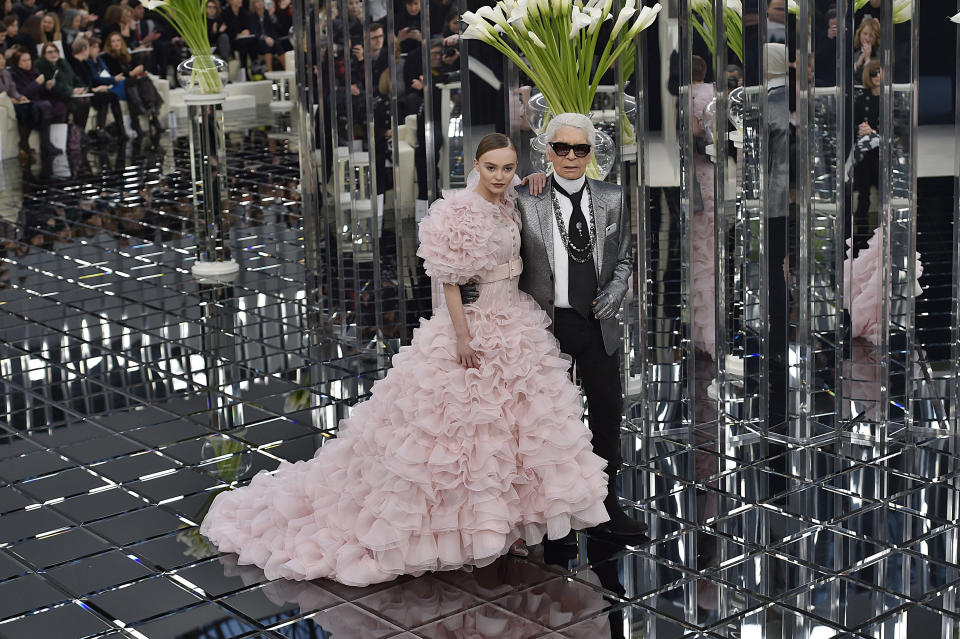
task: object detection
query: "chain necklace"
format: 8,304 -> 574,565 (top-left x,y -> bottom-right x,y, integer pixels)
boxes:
551,180 -> 597,264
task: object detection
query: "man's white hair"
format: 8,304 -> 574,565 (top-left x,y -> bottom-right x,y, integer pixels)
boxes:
545,113 -> 596,147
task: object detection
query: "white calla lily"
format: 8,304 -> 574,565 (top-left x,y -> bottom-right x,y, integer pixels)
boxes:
951,11 -> 960,23
891,0 -> 911,23
569,6 -> 593,37
787,0 -> 799,14
609,0 -> 636,39
726,0 -> 741,15
528,31 -> 547,48
138,0 -> 167,9
626,2 -> 661,37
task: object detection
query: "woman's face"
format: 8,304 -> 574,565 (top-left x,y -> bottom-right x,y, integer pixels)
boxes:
43,46 -> 58,63
89,41 -> 99,56
108,33 -> 120,51
473,146 -> 517,199
17,53 -> 32,70
206,2 -> 217,17
860,25 -> 874,46
347,0 -> 361,18
253,0 -> 264,11
41,14 -> 54,31
70,14 -> 81,29
6,21 -> 18,36
870,66 -> 883,87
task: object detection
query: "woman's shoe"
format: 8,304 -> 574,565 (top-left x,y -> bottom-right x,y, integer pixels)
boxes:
149,114 -> 166,137
18,148 -> 31,167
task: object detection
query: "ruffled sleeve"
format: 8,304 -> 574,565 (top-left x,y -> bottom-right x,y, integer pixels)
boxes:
417,192 -> 501,285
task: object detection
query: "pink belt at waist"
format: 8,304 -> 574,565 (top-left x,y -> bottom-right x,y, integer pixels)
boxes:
478,256 -> 523,283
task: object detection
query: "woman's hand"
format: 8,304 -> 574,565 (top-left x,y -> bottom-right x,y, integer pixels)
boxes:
521,172 -> 546,196
115,73 -> 125,82
45,78 -> 56,89
857,121 -> 873,137
35,74 -> 46,84
456,335 -> 480,368
131,64 -> 144,76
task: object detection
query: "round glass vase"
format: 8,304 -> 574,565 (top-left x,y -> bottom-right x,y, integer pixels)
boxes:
177,54 -> 229,95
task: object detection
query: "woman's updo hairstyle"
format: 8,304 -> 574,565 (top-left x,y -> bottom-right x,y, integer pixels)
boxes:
475,133 -> 516,161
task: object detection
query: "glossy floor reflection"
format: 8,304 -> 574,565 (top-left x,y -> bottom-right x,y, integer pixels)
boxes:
1,116 -> 960,639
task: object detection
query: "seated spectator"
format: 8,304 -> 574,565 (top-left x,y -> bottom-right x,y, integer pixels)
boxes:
37,41 -> 95,143
10,0 -> 42,27
129,4 -> 170,79
0,62 -> 36,165
205,0 -> 231,61
61,9 -> 94,59
221,0 -> 255,78
270,0 -> 293,59
100,5 -> 135,48
2,15 -> 36,61
20,13 -> 42,49
69,37 -> 124,141
8,46 -> 66,157
101,30 -> 164,137
249,0 -> 282,72
39,11 -> 61,44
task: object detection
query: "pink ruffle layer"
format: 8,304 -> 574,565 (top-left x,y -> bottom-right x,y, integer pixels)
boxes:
200,293 -> 609,587
843,228 -> 923,345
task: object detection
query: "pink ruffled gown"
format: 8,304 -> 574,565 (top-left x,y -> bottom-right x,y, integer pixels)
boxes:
842,229 -> 923,345
691,83 -> 716,355
200,183 -> 610,587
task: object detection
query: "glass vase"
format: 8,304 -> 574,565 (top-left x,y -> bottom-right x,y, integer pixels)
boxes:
177,54 -> 229,95
524,91 -> 632,180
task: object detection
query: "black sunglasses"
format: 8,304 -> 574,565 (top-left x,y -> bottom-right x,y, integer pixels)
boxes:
869,69 -> 880,77
549,142 -> 592,158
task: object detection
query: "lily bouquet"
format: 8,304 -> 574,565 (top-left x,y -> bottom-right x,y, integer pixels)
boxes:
690,0 -> 743,65
461,0 -> 662,119
138,0 -> 224,93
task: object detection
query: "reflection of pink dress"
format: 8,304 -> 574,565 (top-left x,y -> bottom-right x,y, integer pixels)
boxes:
691,83 -> 716,355
843,228 -> 923,345
200,186 -> 609,587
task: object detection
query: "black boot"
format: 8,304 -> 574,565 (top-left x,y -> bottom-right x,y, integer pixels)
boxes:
110,101 -> 129,139
40,124 -> 62,157
593,483 -> 649,544
149,113 -> 165,137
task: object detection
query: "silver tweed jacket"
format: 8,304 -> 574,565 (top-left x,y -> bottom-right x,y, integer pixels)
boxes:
514,178 -> 632,356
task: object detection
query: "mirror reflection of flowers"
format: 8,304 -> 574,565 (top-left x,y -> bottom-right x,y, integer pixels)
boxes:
137,0 -> 225,92
952,11 -> 960,23
854,0 -> 911,23
690,0 -> 742,65
461,0 -> 662,117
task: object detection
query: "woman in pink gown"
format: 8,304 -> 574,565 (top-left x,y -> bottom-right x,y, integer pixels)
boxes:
200,134 -> 609,587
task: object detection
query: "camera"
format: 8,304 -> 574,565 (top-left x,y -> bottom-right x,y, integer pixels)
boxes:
442,46 -> 458,59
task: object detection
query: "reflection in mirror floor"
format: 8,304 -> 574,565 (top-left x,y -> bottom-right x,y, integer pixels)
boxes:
1,115 -> 959,639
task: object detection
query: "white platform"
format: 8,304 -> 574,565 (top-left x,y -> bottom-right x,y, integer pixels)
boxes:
168,89 -> 257,119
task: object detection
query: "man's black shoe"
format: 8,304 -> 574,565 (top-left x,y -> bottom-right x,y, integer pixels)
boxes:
593,500 -> 649,544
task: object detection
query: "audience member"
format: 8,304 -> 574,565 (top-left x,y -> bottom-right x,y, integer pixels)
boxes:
853,16 -> 879,80
8,46 -> 65,157
221,0 -> 255,78
10,0 -> 40,27
36,41 -> 90,139
249,0 -> 280,71
39,11 -> 59,43
205,0 -> 230,60
0,61 -> 36,164
395,0 -> 421,55
3,15 -> 35,59
101,30 -> 163,137
69,36 -> 124,141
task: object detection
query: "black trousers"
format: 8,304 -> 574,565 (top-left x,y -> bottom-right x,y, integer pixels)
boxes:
552,308 -> 623,479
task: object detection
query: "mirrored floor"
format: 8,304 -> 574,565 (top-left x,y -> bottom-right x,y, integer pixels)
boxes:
1,114 -> 959,639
